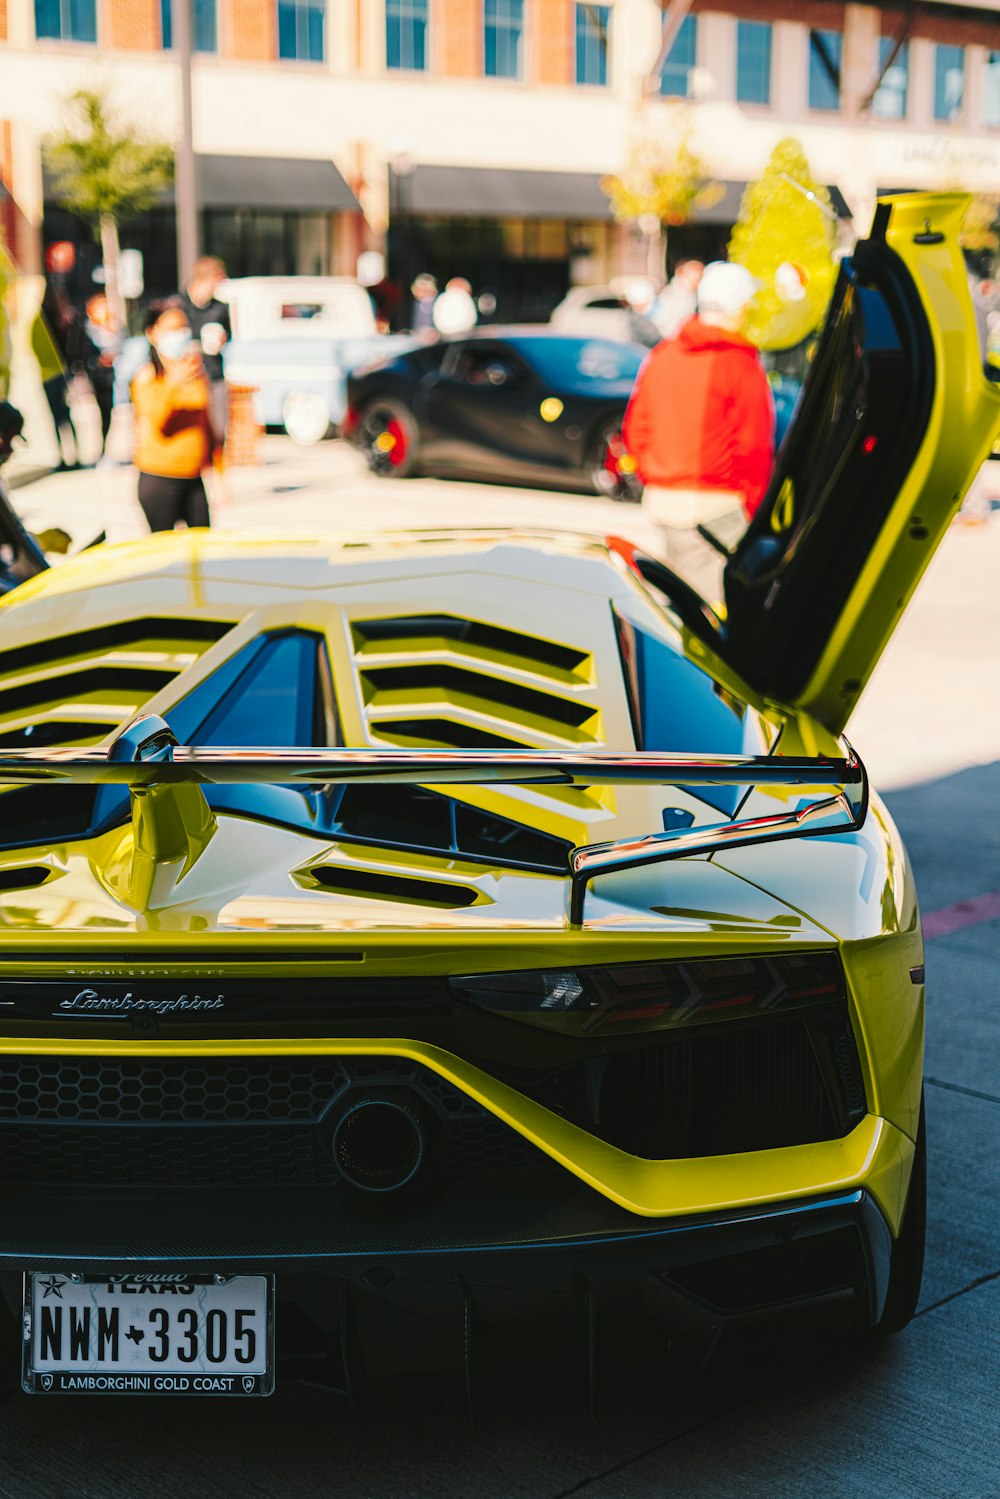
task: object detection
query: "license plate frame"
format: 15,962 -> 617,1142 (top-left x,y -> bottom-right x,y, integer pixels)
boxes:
22,1271 -> 275,1396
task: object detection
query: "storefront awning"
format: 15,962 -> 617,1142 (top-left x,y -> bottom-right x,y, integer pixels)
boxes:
196,155 -> 360,213
401,166 -> 613,220
397,167 -> 852,225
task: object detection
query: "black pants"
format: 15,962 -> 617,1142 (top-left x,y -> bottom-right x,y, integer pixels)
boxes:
43,375 -> 78,462
89,367 -> 115,445
137,472 -> 210,532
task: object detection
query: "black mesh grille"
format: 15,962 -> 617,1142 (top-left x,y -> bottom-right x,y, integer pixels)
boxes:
0,1056 -> 546,1186
595,1016 -> 861,1158
0,1057 -> 348,1124
5,1125 -> 334,1186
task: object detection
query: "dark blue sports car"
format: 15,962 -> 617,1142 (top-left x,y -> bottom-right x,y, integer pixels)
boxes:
344,330 -> 645,500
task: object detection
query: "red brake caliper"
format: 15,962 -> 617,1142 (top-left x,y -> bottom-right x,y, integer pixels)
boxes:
386,419 -> 408,467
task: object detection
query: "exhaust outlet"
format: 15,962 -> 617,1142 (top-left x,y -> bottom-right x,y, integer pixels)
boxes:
331,1092 -> 429,1193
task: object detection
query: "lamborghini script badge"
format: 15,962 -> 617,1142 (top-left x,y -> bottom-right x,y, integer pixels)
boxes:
60,990 -> 225,1015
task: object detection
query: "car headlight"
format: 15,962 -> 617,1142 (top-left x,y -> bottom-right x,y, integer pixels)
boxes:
451,952 -> 844,1037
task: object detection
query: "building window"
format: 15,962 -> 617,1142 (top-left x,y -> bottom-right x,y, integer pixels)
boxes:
34,0 -> 97,42
161,0 -> 218,52
659,14 -> 696,98
985,51 -> 1000,128
278,0 -> 325,61
485,0 -> 523,79
808,29 -> 841,111
934,45 -> 964,122
386,0 -> 428,71
872,37 -> 908,119
736,20 -> 771,105
575,4 -> 610,87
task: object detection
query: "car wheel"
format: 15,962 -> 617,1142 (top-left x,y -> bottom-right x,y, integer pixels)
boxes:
873,1091 -> 926,1334
358,398 -> 419,478
589,422 -> 642,503
282,391 -> 334,446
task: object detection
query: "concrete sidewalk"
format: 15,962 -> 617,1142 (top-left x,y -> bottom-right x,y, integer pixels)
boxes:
5,431 -> 668,558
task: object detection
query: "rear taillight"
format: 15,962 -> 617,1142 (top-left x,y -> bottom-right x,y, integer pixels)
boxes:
451,952 -> 844,1036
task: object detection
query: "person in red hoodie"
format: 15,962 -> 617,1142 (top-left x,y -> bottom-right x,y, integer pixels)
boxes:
623,260 -> 774,594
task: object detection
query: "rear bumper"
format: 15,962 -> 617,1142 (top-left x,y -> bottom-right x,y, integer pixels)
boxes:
0,1186 -> 893,1330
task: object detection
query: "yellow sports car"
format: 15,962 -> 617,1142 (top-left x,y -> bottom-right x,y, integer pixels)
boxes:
0,194 -> 996,1403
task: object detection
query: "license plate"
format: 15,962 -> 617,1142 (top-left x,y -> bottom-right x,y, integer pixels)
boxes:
22,1272 -> 274,1396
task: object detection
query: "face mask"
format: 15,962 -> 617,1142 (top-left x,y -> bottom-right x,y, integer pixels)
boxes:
156,331 -> 193,361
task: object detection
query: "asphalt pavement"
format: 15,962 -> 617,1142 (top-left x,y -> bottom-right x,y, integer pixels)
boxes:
0,442 -> 997,1498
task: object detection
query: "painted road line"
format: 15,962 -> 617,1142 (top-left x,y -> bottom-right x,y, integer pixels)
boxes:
923,890 -> 1000,940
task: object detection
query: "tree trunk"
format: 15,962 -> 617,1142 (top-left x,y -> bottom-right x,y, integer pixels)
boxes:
645,224 -> 666,288
100,214 -> 126,334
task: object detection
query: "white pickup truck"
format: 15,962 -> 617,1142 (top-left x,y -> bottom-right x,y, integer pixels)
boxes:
221,276 -> 414,444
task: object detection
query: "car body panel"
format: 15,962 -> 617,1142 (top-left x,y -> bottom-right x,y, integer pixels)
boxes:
716,193 -> 1000,732
220,276 -> 418,433
347,332 -> 643,491
0,524 -> 921,1261
550,285 -> 635,343
221,277 -> 378,342
0,1026 -> 913,1232
417,340 -> 572,476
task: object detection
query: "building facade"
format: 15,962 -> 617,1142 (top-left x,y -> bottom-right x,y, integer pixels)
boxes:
1,0 -> 998,315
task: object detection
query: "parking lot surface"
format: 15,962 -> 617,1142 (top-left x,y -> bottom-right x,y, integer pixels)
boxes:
2,444 -> 998,1498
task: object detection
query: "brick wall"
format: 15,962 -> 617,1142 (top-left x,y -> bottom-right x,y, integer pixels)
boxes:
224,0 -> 276,59
437,0 -> 480,76
104,0 -> 161,50
532,0 -> 572,85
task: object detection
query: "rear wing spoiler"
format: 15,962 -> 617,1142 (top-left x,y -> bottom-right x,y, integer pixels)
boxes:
0,715 -> 868,926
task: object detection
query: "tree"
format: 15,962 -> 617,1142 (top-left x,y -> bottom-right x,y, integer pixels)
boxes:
44,89 -> 174,327
602,105 -> 717,286
959,194 -> 1000,270
727,137 -> 837,351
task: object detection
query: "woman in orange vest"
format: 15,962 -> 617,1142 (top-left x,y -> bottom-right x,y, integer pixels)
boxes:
130,303 -> 222,532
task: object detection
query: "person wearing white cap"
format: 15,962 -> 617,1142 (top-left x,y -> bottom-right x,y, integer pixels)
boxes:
432,277 -> 478,336
623,259 -> 775,597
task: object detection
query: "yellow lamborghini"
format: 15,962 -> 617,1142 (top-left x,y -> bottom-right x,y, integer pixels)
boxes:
0,194 -> 996,1403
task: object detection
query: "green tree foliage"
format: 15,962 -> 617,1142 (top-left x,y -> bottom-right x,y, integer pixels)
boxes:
44,89 -> 174,324
603,105 -> 718,283
959,195 -> 1000,267
603,107 -> 708,227
728,137 -> 837,351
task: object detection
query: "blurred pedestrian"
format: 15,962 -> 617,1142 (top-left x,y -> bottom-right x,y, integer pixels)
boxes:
130,305 -> 222,533
177,255 -> 231,441
83,293 -> 122,459
32,281 -> 84,470
623,260 -> 774,593
432,277 -> 477,336
623,279 -> 661,349
410,274 -> 438,335
651,260 -> 704,341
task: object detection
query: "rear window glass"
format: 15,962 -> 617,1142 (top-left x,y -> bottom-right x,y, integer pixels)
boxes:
515,338 -> 643,390
618,619 -> 767,816
192,634 -> 319,748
